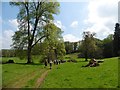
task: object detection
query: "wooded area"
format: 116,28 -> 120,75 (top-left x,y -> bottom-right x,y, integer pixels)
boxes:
1,23 -> 120,61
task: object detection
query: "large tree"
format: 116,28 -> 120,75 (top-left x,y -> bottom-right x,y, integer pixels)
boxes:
113,23 -> 120,56
80,31 -> 97,61
10,1 -> 60,63
41,23 -> 66,63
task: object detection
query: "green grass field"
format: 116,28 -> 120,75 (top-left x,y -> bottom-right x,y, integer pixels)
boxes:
0,64 -> 2,89
2,57 -> 48,88
0,58 -> 2,89
1,56 -> 119,88
41,57 -> 118,88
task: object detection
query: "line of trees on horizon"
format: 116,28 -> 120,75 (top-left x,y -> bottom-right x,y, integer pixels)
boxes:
64,23 -> 120,60
1,22 -> 120,61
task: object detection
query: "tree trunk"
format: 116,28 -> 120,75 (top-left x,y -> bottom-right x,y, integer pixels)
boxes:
85,57 -> 88,61
54,49 -> 57,60
85,50 -> 88,61
27,46 -> 32,64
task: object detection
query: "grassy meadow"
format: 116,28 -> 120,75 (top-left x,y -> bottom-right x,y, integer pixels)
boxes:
41,57 -> 118,88
0,59 -> 2,89
1,55 -> 119,88
2,57 -> 47,88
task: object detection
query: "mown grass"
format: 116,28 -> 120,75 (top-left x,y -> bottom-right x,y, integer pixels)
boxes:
0,58 -> 2,88
2,57 -> 48,88
41,57 -> 118,88
0,64 -> 2,89
3,64 -> 44,88
2,56 -> 119,88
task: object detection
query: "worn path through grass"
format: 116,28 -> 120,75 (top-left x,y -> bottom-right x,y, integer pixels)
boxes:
35,69 -> 50,88
2,63 -> 49,88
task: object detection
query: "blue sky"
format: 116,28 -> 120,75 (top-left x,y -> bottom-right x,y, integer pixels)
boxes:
54,2 -> 88,37
0,0 -> 119,49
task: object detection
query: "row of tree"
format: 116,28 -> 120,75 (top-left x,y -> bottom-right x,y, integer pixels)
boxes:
1,49 -> 16,57
64,23 -> 120,61
1,23 -> 120,61
82,23 -> 120,60
64,41 -> 81,54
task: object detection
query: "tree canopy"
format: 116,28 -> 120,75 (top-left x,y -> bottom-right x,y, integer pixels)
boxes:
40,23 -> 66,62
113,23 -> 120,56
10,1 -> 62,63
80,31 -> 97,61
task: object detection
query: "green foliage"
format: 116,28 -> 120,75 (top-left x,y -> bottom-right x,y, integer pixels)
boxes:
11,1 -> 60,49
113,23 -> 120,56
103,34 -> 113,58
41,23 -> 66,61
56,42 -> 66,60
64,42 -> 73,54
31,43 -> 41,55
10,1 -> 60,63
64,41 -> 80,54
15,50 -> 27,60
2,49 -> 16,57
94,38 -> 103,58
80,31 -> 98,60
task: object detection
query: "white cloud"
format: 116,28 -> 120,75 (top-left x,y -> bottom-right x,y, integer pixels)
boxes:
54,20 -> 66,30
0,17 -> 2,49
9,19 -> 18,30
0,41 -> 1,50
83,0 -> 118,39
0,19 -> 17,49
0,17 -> 2,24
63,34 -> 80,42
2,30 -> 14,49
70,21 -> 79,28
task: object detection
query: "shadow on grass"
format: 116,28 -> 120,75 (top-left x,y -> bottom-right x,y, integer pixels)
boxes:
1,62 -> 44,66
15,63 -> 44,66
78,60 -> 88,62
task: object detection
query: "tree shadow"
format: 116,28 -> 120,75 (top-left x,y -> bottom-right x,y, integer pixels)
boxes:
2,62 -> 44,66
78,60 -> 88,62
15,63 -> 44,66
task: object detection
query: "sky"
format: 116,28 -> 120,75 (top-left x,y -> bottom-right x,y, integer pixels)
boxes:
0,0 -> 119,49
